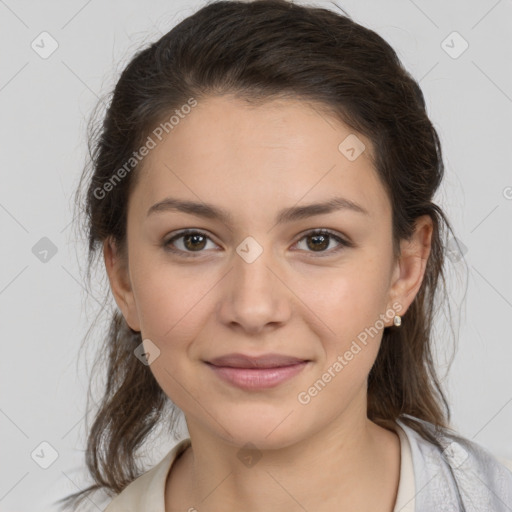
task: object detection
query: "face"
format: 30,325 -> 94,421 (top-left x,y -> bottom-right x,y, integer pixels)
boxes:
105,95 -> 430,449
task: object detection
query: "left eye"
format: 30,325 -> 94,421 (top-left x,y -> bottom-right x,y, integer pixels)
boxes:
293,229 -> 350,255
163,229 -> 351,257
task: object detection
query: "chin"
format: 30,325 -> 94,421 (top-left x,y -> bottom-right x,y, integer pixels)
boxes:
207,403 -> 309,450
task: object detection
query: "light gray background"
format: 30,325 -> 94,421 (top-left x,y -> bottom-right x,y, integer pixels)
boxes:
1,0 -> 511,510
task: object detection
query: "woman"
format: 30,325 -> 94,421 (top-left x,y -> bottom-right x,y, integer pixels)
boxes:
59,1 -> 512,510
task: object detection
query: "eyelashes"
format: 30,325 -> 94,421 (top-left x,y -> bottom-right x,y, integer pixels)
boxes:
163,228 -> 354,258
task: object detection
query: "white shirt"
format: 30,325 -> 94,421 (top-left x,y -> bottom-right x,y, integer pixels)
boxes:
104,422 -> 416,511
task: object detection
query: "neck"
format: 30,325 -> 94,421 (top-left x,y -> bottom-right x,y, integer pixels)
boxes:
166,404 -> 401,511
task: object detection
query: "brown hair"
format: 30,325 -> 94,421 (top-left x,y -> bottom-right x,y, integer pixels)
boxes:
59,0 -> 465,509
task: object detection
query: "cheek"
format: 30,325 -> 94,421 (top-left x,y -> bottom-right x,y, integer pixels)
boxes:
311,263 -> 389,331
305,260 -> 390,373
131,264 -> 210,410
296,273 -> 387,415
133,278 -> 177,339
129,250 -> 209,339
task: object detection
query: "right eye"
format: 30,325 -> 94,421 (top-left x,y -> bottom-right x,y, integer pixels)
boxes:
163,229 -> 219,257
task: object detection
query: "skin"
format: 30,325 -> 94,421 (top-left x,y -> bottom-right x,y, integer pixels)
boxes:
104,94 -> 433,511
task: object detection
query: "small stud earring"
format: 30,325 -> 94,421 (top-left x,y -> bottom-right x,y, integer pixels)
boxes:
393,315 -> 402,327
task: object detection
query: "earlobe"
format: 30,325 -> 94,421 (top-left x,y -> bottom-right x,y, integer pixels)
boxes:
103,237 -> 141,332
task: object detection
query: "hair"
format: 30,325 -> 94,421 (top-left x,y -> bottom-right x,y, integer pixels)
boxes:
58,0 -> 467,509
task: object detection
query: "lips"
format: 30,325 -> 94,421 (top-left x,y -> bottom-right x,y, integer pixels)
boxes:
206,353 -> 308,369
205,353 -> 310,390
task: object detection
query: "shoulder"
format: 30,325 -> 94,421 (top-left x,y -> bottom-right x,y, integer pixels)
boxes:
396,415 -> 512,511
499,456 -> 512,473
104,437 -> 191,512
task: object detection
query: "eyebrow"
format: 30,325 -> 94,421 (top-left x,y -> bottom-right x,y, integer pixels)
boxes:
146,196 -> 369,225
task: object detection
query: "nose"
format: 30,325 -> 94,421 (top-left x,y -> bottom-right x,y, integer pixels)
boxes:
216,240 -> 291,335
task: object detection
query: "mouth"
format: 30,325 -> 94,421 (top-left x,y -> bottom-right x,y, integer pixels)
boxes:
204,353 -> 310,390
207,353 -> 309,368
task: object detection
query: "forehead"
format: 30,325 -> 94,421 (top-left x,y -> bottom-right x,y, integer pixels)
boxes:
131,95 -> 391,224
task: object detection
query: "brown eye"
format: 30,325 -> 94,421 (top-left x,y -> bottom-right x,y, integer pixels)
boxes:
182,233 -> 207,251
294,229 -> 352,255
164,230 -> 216,256
163,228 -> 353,259
306,233 -> 330,251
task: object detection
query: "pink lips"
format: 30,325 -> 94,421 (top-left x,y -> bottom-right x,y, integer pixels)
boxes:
205,353 -> 309,390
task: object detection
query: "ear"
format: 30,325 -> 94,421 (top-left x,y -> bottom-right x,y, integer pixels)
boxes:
103,237 -> 141,332
386,215 -> 433,322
